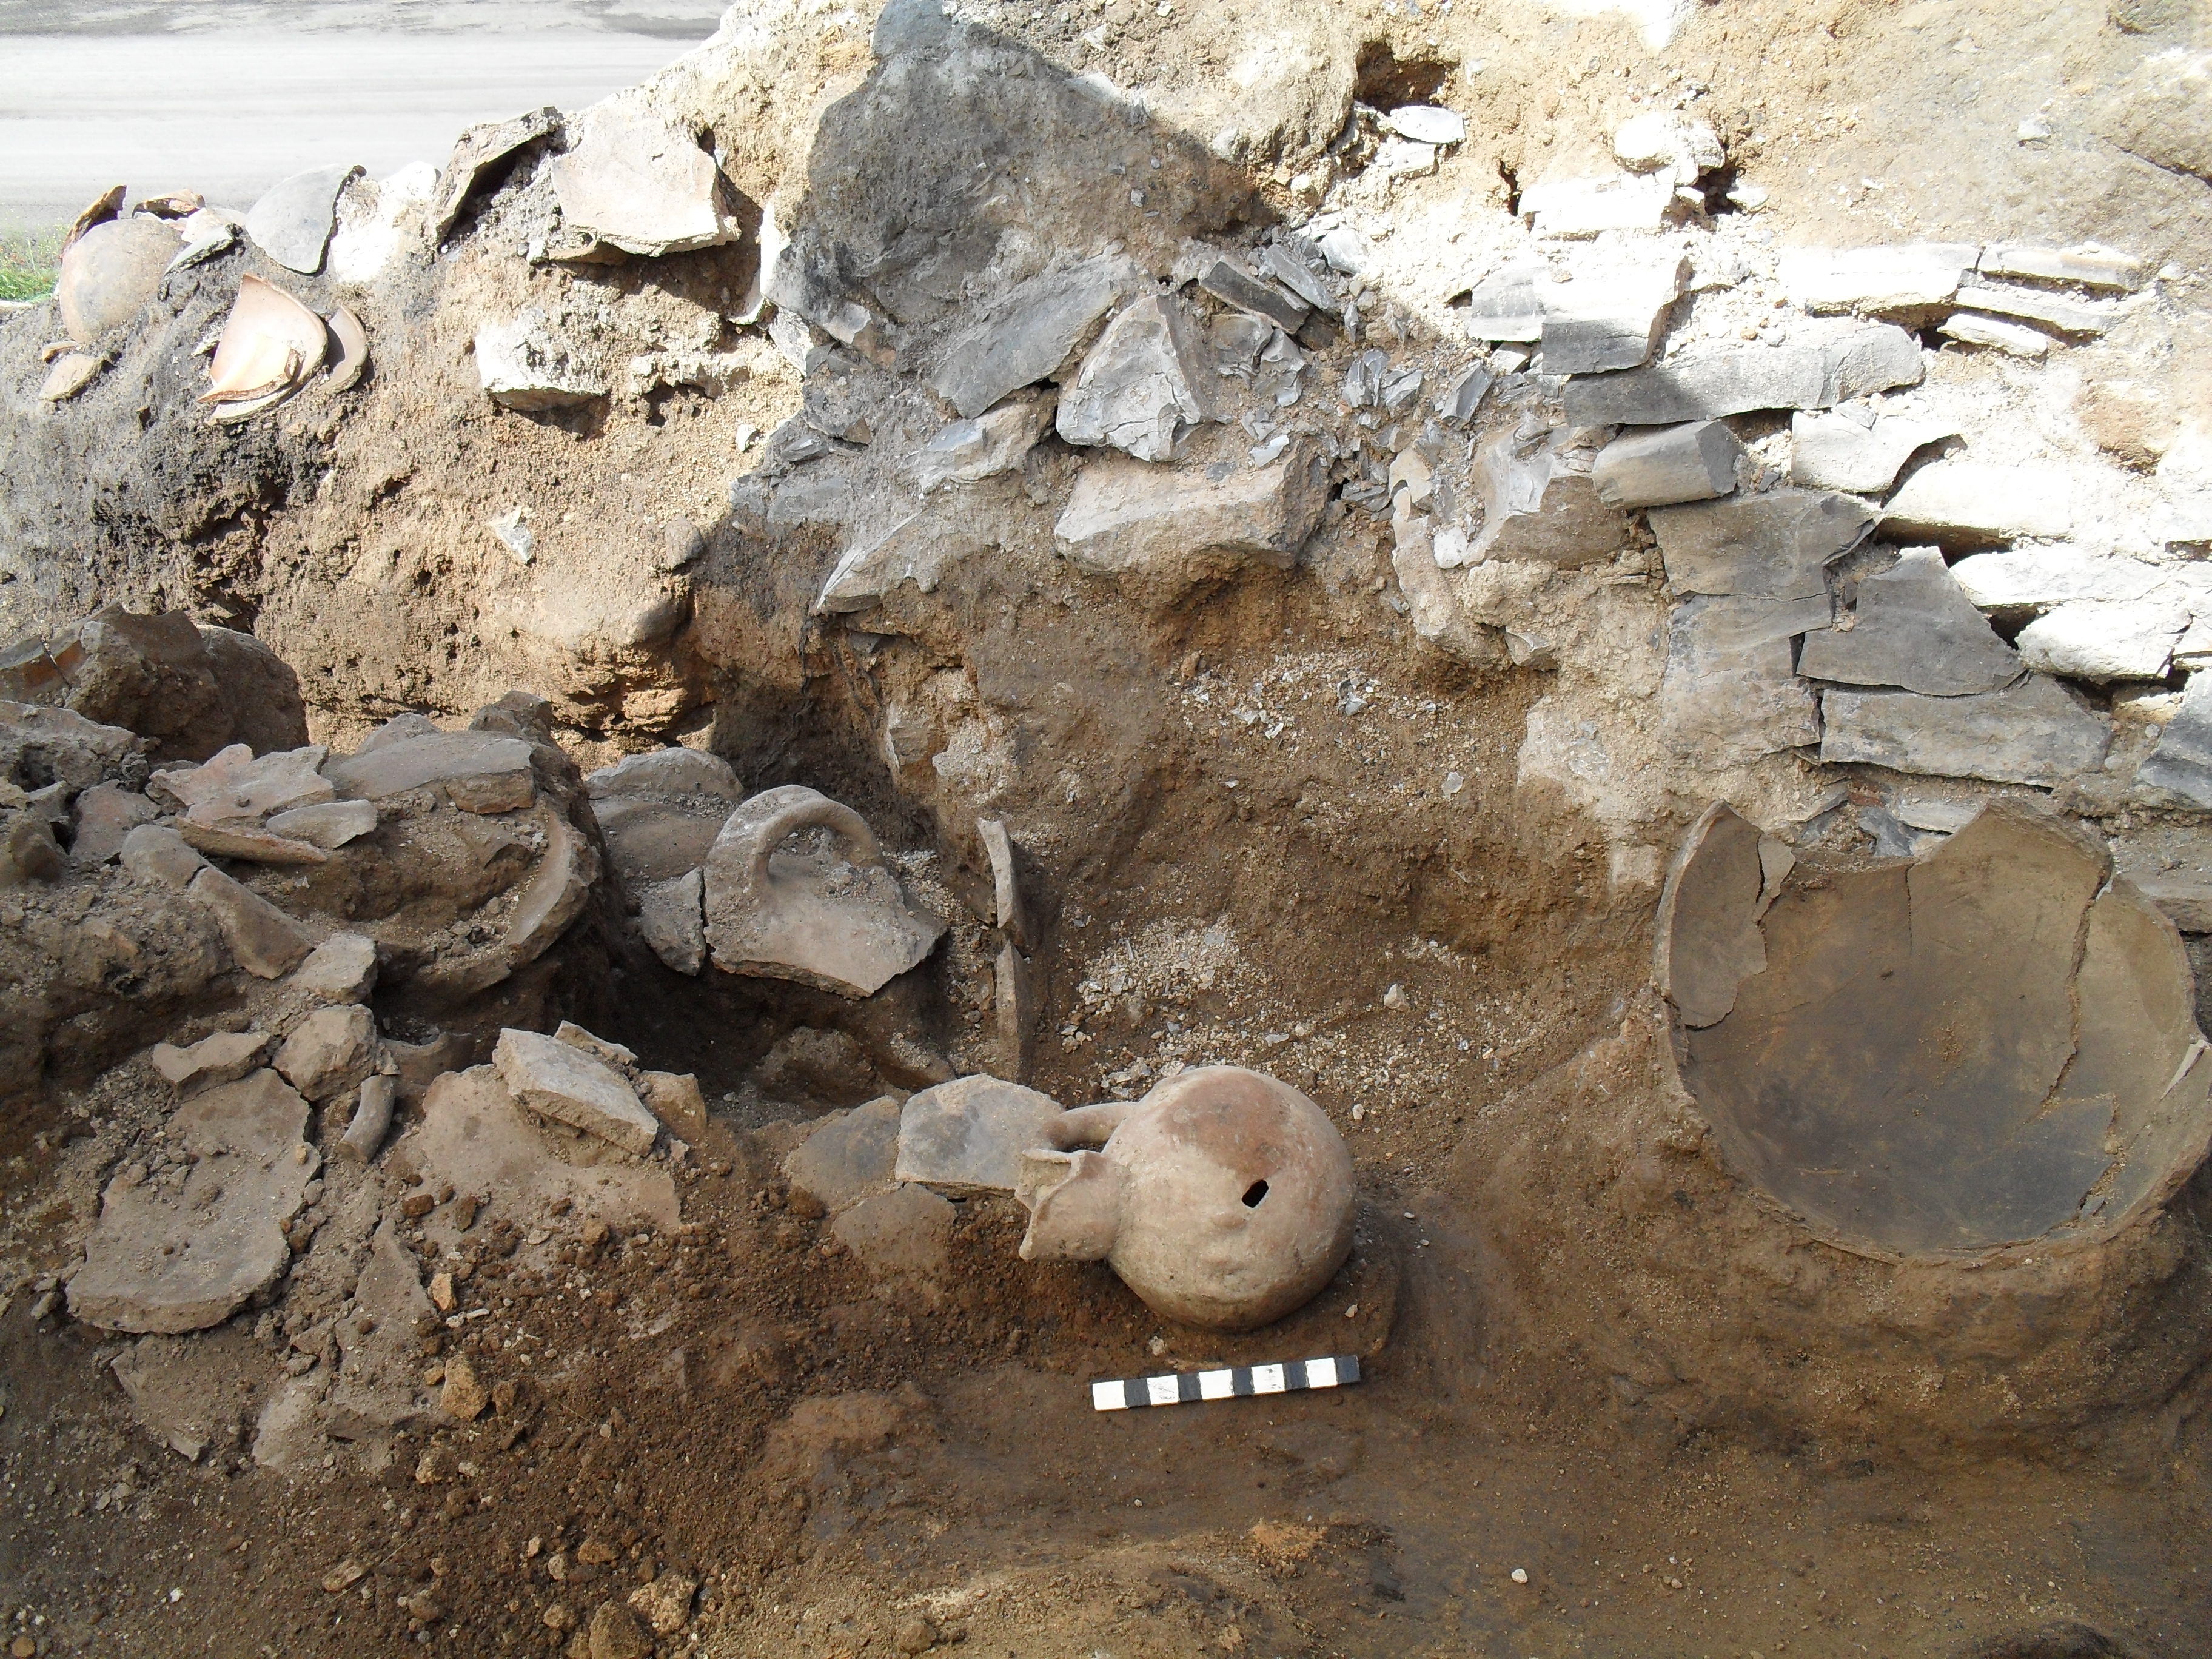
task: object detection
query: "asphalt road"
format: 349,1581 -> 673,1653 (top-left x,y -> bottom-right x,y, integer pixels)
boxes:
0,3 -> 721,228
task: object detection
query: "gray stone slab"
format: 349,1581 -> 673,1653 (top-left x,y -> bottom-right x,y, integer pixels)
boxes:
1054,440 -> 1329,594
1778,242 -> 1979,314
1651,488 -> 1872,600
1978,244 -> 2143,290
1198,260 -> 1306,333
494,1027 -> 658,1154
323,730 -> 535,808
1056,293 -> 1219,462
244,163 -> 360,275
188,866 -> 314,978
1820,674 -> 2111,786
1658,594 -> 1829,765
1537,250 -> 1688,374
783,1095 -> 903,1215
2113,822 -> 2212,932
1470,429 -> 1632,566
1788,409 -> 1957,494
1882,460 -> 2072,546
1461,263 -> 1546,342
1798,548 -> 2024,695
1592,420 -> 1743,508
1818,324 -> 1928,404
1562,344 -> 1824,426
928,254 -> 1144,419
894,1074 -> 1064,1193
2136,676 -> 2212,811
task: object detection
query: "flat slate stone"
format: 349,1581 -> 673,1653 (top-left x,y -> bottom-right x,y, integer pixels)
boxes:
1197,260 -> 1306,333
1651,488 -> 1872,600
244,163 -> 361,275
1537,250 -> 1688,375
929,254 -> 1143,419
1778,242 -> 1979,314
1882,460 -> 2073,546
494,1027 -> 659,1154
1798,547 -> 2024,695
1470,429 -> 1631,566
1563,326 -> 1922,426
1820,674 -> 2111,786
2015,599 -> 2188,683
1788,409 -> 1956,494
1949,544 -> 2163,610
68,1070 -> 317,1333
894,1074 -> 1064,1193
1056,293 -> 1219,462
1658,594 -> 1830,765
2136,676 -> 2212,810
2113,822 -> 2212,932
1591,420 -> 1743,508
323,730 -> 535,808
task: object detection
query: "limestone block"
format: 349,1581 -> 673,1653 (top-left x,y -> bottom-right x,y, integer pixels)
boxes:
493,1027 -> 659,1154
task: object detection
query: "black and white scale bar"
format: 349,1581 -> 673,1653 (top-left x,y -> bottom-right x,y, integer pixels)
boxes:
1091,1355 -> 1361,1412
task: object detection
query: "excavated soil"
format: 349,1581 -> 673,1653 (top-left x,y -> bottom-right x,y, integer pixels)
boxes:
5,0 -> 2212,1656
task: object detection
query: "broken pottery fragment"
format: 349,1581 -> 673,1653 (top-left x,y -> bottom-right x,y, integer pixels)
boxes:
1788,409 -> 1957,494
265,798 -> 377,850
1055,294 -> 1220,462
1882,459 -> 2072,546
56,215 -> 181,343
1591,420 -> 1743,509
1666,802 -> 2212,1256
1017,1066 -> 1354,1332
1054,440 -> 1329,596
702,786 -> 945,997
588,747 -> 742,897
895,1074 -> 1064,1194
177,817 -> 330,866
551,102 -> 738,257
1652,802 -> 1768,1028
39,354 -> 103,403
244,163 -> 361,274
339,1076 -> 397,1164
928,254 -> 1144,419
199,276 -> 327,417
1820,675 -> 2111,786
121,823 -> 207,890
493,1027 -> 659,1155
1651,488 -> 1872,600
70,782 -> 158,865
69,1070 -> 318,1332
322,306 -> 370,394
152,742 -> 332,820
1798,548 -> 2025,695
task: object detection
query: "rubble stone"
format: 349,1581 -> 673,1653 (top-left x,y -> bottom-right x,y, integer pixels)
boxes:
475,312 -> 605,411
586,1600 -> 652,1659
292,931 -> 379,1003
1198,260 -> 1307,333
69,781 -> 158,865
1469,429 -> 1631,566
68,1070 -> 317,1333
2,699 -> 144,796
275,1004 -> 378,1103
188,866 -> 316,978
1882,460 -> 2073,545
323,728 -> 535,809
1591,420 -> 1743,508
1778,243 -> 1979,314
2016,600 -> 2188,682
1520,171 -> 1675,237
1659,595 -> 1828,765
586,748 -> 740,803
1538,250 -> 1689,374
1054,441 -> 1329,594
1798,548 -> 2025,695
493,1028 -> 659,1155
915,394 -> 1057,493
265,799 -> 378,849
1949,545 -> 2162,610
785,1096 -> 904,1215
340,1075 -> 397,1163
177,817 -> 331,866
149,1030 -> 272,1093
1651,488 -> 1872,600
2113,823 -> 2212,931
640,869 -> 708,975
628,1575 -> 697,1638
1788,409 -> 1957,494
1939,312 -> 2051,358
637,1071 -> 709,1141
2134,677 -> 2212,810
895,1074 -> 1064,1193
549,102 -> 738,258
1056,295 -> 1220,462
121,823 -> 207,890
928,255 -> 1143,419
1820,675 -> 2111,785
440,1356 -> 489,1423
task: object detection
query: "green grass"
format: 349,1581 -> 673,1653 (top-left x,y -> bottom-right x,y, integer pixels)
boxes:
0,226 -> 64,301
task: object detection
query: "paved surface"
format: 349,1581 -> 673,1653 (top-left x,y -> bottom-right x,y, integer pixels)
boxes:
0,3 -> 721,227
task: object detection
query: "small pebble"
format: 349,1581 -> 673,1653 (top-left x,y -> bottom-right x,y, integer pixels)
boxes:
1510,1567 -> 1529,1584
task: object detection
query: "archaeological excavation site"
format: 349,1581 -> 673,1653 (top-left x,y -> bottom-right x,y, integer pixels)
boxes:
5,0 -> 2212,1653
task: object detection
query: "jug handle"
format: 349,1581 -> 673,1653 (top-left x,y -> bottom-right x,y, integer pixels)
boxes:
743,797 -> 885,896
